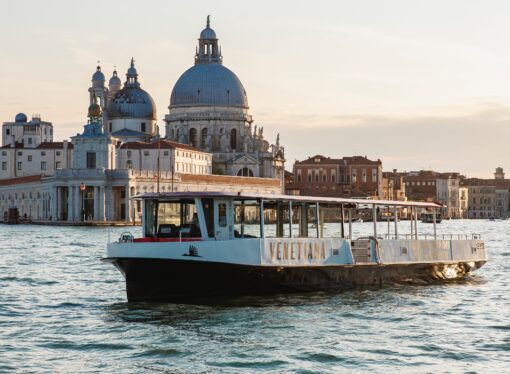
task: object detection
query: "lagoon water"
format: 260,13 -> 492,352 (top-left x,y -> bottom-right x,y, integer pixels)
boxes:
0,220 -> 508,373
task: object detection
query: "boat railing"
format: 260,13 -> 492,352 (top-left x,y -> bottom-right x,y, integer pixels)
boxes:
381,233 -> 482,240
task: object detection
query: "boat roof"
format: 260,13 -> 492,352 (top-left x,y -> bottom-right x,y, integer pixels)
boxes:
134,192 -> 443,208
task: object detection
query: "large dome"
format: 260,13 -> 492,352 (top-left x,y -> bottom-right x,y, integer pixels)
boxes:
107,86 -> 156,120
170,63 -> 248,109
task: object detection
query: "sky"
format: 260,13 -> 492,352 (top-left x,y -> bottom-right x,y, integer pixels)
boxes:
0,0 -> 509,178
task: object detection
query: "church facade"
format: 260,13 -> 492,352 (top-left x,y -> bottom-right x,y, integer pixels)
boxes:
165,17 -> 285,180
0,18 -> 284,223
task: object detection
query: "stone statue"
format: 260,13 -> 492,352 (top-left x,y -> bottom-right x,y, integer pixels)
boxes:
205,134 -> 212,151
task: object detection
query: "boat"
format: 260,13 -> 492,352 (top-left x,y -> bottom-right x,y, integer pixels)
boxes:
421,212 -> 442,223
103,192 -> 487,302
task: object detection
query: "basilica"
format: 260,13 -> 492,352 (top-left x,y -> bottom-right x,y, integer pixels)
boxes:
0,18 -> 284,222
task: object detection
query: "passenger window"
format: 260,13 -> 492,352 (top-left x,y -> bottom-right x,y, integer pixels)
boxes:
218,203 -> 227,227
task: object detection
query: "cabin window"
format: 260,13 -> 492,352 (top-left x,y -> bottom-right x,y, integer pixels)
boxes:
144,199 -> 200,239
201,198 -> 215,237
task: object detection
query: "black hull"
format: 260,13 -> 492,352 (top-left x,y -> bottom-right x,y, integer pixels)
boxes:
107,258 -> 486,302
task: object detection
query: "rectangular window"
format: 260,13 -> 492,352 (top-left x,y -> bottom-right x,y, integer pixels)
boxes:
1,151 -> 6,156
144,151 -> 149,156
141,123 -> 146,132
163,151 -> 169,156
28,138 -> 32,145
18,151 -> 22,156
55,161 -> 61,169
1,162 -> 6,170
109,122 -> 112,132
372,168 -> 377,181
41,161 -> 46,170
27,155 -> 32,162
6,129 -> 10,135
86,152 -> 96,169
56,151 -> 61,156
127,150 -> 132,157
41,151 -> 46,156
17,162 -> 22,170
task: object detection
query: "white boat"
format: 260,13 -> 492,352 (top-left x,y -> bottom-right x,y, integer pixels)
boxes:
103,192 -> 487,302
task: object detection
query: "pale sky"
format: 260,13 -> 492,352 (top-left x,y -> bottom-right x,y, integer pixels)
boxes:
1,0 -> 509,177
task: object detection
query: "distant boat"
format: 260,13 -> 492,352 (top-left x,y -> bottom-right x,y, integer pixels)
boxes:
421,212 -> 442,223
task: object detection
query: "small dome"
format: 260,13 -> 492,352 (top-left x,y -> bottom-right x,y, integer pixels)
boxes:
107,86 -> 156,120
200,27 -> 216,39
15,113 -> 28,123
88,103 -> 102,118
170,63 -> 248,109
92,66 -> 105,82
109,70 -> 121,87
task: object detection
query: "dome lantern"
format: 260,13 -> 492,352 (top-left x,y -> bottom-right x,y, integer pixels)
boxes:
195,15 -> 222,65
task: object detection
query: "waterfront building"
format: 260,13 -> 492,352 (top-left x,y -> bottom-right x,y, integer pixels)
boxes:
382,169 -> 406,201
460,167 -> 510,219
403,171 -> 461,218
0,19 -> 286,222
164,17 -> 285,184
286,155 -> 383,198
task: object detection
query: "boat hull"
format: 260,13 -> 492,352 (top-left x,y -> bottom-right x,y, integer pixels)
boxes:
106,258 -> 486,302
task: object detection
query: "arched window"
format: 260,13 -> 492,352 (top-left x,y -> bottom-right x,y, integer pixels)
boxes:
230,129 -> 237,150
201,128 -> 208,149
189,128 -> 197,147
237,167 -> 254,177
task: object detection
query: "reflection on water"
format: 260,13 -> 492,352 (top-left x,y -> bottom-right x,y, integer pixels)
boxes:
0,220 -> 508,373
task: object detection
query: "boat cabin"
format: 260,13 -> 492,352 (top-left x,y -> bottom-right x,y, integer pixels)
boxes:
136,192 -> 444,242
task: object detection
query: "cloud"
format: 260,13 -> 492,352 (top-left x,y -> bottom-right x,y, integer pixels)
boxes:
262,100 -> 510,178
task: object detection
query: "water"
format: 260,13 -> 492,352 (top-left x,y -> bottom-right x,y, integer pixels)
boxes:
0,220 -> 508,373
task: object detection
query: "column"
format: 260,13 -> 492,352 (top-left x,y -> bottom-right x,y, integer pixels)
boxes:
56,187 -> 62,221
50,186 -> 58,221
106,186 -> 114,221
67,186 -> 74,222
74,186 -> 80,222
93,186 -> 99,221
98,186 -> 105,221
125,185 -> 130,222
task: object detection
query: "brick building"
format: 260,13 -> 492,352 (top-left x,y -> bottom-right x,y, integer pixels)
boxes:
287,155 -> 383,198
